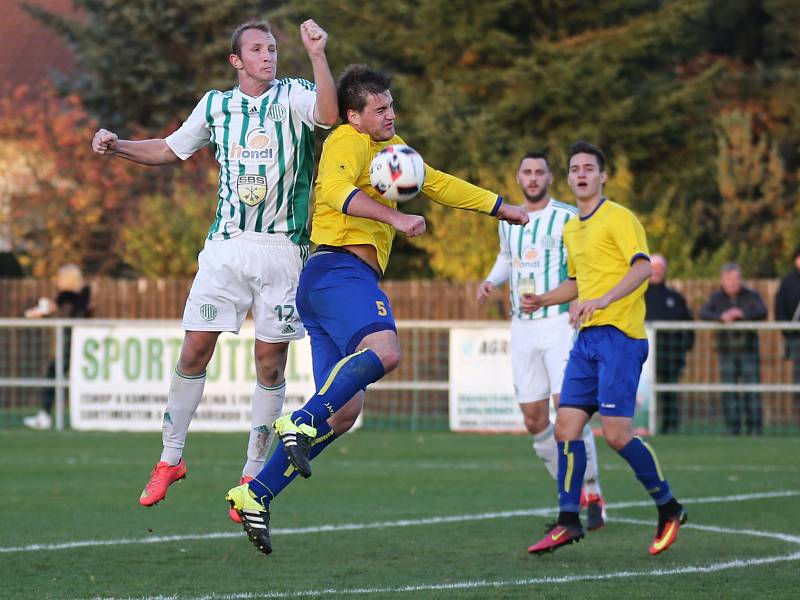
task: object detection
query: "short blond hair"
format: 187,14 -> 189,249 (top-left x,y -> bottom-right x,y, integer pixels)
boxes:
56,264 -> 84,292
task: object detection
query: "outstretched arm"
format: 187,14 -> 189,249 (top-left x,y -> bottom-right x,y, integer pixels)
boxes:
300,20 -> 338,127
92,129 -> 178,166
520,279 -> 579,313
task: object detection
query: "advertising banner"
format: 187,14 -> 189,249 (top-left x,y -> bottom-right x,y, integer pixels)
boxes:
69,324 -> 317,431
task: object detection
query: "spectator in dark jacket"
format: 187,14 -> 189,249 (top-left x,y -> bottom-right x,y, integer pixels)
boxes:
645,254 -> 694,434
700,263 -> 767,435
23,264 -> 92,430
774,246 -> 800,425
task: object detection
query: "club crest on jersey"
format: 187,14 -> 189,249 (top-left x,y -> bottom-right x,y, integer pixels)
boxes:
267,103 -> 287,122
229,127 -> 275,164
237,174 -> 268,206
541,235 -> 561,250
514,246 -> 540,270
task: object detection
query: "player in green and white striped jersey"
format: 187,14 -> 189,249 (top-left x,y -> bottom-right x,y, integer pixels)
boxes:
91,19 -> 338,516
477,152 -> 606,530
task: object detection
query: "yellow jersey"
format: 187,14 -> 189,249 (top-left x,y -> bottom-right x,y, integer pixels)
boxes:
313,124 -> 501,273
563,199 -> 650,339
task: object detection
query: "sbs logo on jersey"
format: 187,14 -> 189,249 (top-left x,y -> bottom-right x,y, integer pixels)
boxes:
229,127 -> 275,164
237,174 -> 268,206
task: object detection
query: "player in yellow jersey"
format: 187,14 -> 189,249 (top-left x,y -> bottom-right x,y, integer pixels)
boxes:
525,141 -> 686,557
226,64 -> 528,555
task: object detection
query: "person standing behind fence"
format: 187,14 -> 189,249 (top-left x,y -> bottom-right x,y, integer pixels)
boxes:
91,19 -> 338,515
23,264 -> 91,430
700,263 -> 766,435
774,246 -> 800,426
476,152 -> 606,530
644,254 -> 694,434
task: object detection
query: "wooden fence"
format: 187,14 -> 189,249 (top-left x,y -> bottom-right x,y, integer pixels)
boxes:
0,277 -> 785,320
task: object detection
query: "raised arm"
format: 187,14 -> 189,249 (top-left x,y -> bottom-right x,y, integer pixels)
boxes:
92,129 -> 179,166
300,20 -> 338,127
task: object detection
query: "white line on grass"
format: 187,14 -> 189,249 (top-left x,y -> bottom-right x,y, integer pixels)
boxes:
610,517 -> 800,545
2,490 -> 797,554
3,456 -> 798,473
86,551 -> 800,600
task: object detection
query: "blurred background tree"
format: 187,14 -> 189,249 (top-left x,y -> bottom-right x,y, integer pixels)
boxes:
15,0 -> 800,279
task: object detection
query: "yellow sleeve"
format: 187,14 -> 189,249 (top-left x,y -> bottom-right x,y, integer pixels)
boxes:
567,247 -> 576,278
421,165 -> 500,215
611,209 -> 650,265
316,132 -> 369,213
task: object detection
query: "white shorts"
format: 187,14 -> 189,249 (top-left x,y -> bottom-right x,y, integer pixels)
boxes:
182,232 -> 307,343
511,312 -> 574,403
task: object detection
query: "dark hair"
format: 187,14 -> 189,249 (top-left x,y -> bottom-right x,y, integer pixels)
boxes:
567,140 -> 605,172
231,20 -> 272,57
337,64 -> 392,122
519,151 -> 549,170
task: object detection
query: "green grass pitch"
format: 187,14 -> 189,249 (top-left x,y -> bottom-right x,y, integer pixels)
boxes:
2,430 -> 799,599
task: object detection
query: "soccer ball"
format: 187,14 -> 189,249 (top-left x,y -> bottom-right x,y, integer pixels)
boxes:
369,144 -> 426,202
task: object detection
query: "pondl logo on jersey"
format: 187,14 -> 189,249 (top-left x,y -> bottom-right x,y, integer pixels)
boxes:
229,128 -> 276,164
513,246 -> 540,270
237,174 -> 268,206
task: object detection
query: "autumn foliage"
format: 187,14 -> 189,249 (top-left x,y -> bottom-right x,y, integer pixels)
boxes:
0,84 -> 217,277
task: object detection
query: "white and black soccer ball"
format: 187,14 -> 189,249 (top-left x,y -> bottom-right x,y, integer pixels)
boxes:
369,144 -> 426,202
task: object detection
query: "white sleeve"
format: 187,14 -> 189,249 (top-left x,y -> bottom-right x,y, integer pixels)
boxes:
289,78 -> 331,130
165,92 -> 213,160
485,222 -> 511,286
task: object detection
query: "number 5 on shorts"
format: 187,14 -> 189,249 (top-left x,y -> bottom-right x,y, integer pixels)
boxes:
375,301 -> 387,316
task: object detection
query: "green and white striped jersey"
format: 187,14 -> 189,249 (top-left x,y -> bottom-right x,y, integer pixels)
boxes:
165,79 -> 329,244
485,199 -> 578,320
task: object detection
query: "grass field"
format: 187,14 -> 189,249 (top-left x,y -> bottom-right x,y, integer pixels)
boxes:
2,430 -> 799,599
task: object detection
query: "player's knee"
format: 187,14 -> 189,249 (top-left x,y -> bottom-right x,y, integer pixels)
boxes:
253,346 -> 287,385
523,410 -> 550,435
178,338 -> 216,374
381,350 -> 401,373
604,429 -> 632,451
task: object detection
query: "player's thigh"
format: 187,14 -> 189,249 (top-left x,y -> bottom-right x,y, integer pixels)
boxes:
250,243 -> 306,344
182,240 -> 251,333
596,326 -> 648,418
511,320 -> 550,403
558,329 -> 600,413
541,313 -> 574,397
299,253 -> 397,357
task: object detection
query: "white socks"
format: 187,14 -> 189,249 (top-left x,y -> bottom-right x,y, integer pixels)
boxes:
533,423 -> 559,479
160,369 -> 206,465
581,423 -> 602,496
532,421 -> 603,496
242,381 -> 286,478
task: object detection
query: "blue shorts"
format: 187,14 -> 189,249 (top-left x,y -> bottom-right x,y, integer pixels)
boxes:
296,250 -> 396,387
559,325 -> 648,418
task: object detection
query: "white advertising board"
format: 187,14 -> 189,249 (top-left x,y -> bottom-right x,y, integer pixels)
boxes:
69,324 -> 317,431
448,326 -> 525,432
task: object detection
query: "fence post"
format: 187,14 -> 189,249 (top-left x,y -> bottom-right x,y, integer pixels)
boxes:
55,323 -> 65,431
